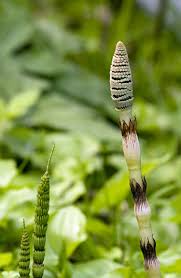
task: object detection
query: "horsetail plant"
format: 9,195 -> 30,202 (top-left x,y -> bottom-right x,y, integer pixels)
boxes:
110,41 -> 160,277
32,145 -> 55,278
19,219 -> 30,278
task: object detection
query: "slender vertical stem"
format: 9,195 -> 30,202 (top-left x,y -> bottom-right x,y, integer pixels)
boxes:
32,145 -> 55,278
19,220 -> 30,278
110,41 -> 160,277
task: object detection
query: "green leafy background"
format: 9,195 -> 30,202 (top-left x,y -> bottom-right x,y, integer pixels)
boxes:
0,0 -> 180,277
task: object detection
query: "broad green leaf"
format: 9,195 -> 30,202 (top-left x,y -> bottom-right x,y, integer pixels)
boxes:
100,247 -> 122,261
91,160 -> 164,213
72,259 -> 122,278
36,20 -> 83,55
53,156 -> 101,183
7,89 -> 41,119
44,240 -> 59,271
87,217 -> 112,237
45,133 -> 100,161
141,156 -> 169,176
18,50 -> 71,76
28,94 -> 119,141
57,66 -> 113,117
149,158 -> 181,186
134,100 -> 172,131
141,135 -> 178,161
0,159 -> 17,188
90,171 -> 129,213
48,206 -> 87,256
160,247 -> 181,274
51,181 -> 86,208
4,127 -> 45,161
0,55 -> 47,99
102,267 -> 131,278
11,172 -> 39,189
164,275 -> 181,278
171,193 -> 181,224
0,252 -> 12,267
0,2 -> 33,55
0,188 -> 35,221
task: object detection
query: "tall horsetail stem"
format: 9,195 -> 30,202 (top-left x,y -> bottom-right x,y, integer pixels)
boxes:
32,145 -> 55,278
110,42 -> 160,277
19,220 -> 30,278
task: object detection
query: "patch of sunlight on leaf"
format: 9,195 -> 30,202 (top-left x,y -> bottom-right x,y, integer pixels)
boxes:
72,259 -> 123,278
0,159 -> 17,188
142,155 -> 170,176
44,240 -> 59,269
11,173 -> 39,188
7,89 -> 41,119
162,259 -> 181,274
1,271 -> 19,278
107,155 -> 124,169
0,188 -> 35,221
53,156 -> 102,185
43,269 -> 57,278
101,247 -> 122,261
164,275 -> 181,278
160,247 -> 181,274
135,99 -> 172,131
50,181 -> 86,209
48,206 -> 87,257
45,133 -> 100,161
157,206 -> 180,243
149,157 -> 181,186
0,252 -> 12,267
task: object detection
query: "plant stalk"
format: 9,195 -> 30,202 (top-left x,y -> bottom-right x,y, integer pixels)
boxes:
32,145 -> 55,278
110,41 -> 160,277
19,220 -> 30,278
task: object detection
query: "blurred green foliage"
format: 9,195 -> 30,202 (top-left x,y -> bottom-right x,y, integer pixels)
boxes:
0,0 -> 180,277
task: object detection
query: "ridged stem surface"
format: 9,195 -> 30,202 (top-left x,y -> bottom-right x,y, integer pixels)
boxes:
19,221 -> 30,278
110,41 -> 160,277
32,145 -> 54,278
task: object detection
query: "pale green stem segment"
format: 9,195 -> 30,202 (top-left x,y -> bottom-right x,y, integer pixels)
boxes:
119,109 -> 160,277
110,41 -> 161,277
